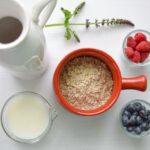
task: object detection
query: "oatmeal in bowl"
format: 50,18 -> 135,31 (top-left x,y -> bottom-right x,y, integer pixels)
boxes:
59,56 -> 114,110
53,48 -> 147,116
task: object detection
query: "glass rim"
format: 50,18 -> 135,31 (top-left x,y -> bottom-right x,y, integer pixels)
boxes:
1,91 -> 55,144
122,29 -> 150,66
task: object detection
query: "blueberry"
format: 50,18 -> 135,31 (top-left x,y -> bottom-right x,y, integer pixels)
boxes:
133,102 -> 143,112
123,110 -> 131,118
127,104 -> 135,113
141,122 -> 149,131
134,127 -> 142,135
122,115 -> 129,126
133,111 -> 138,116
141,122 -> 146,131
143,115 -> 148,121
147,115 -> 150,122
146,110 -> 150,115
129,115 -> 136,125
142,106 -> 146,111
139,109 -> 147,118
135,116 -> 143,125
127,126 -> 134,132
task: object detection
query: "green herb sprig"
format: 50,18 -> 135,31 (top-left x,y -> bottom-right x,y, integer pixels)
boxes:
73,2 -> 85,16
45,2 -> 134,42
60,2 -> 85,42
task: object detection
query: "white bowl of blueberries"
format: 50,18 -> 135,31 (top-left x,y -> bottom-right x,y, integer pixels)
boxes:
120,100 -> 150,138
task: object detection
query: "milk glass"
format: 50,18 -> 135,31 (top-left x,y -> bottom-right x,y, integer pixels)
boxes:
1,91 -> 57,144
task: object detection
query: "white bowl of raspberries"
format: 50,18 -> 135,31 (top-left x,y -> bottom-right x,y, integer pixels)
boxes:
120,100 -> 150,138
123,29 -> 150,66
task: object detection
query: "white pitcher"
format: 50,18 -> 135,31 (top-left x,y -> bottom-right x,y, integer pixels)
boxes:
0,0 -> 57,79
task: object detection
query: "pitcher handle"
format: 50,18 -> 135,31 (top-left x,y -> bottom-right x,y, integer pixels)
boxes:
32,0 -> 57,28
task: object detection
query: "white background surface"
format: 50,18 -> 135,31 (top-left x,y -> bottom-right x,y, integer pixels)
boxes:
0,0 -> 150,150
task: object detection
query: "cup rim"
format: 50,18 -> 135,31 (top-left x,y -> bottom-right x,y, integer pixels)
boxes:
122,29 -> 150,66
0,0 -> 30,50
1,91 -> 54,144
53,48 -> 122,116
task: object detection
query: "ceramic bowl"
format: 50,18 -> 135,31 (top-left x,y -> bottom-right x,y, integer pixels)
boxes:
53,48 -> 147,116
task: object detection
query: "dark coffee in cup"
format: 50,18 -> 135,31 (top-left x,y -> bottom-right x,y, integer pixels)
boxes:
0,16 -> 22,44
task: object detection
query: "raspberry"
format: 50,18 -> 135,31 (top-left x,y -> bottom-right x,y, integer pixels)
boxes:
124,47 -> 134,58
140,52 -> 149,62
127,36 -> 137,48
132,51 -> 141,63
136,41 -> 150,52
134,32 -> 147,44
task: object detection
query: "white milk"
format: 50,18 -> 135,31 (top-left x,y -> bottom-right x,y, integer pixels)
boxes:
4,94 -> 50,140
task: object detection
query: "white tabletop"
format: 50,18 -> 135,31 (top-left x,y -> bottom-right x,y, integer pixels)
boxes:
0,0 -> 150,149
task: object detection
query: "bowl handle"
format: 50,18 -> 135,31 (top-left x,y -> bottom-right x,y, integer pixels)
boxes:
122,75 -> 147,91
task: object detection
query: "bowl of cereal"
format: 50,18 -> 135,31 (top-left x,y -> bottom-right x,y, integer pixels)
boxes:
53,48 -> 147,116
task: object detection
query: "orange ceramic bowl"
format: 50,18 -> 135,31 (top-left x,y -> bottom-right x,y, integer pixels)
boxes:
53,48 -> 147,116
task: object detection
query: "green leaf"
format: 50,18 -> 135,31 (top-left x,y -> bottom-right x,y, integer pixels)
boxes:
60,2 -> 84,42
73,2 -> 85,16
72,30 -> 80,42
65,28 -> 71,40
61,7 -> 72,27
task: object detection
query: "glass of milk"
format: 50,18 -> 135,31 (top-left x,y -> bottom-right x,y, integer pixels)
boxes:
1,91 -> 57,144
